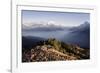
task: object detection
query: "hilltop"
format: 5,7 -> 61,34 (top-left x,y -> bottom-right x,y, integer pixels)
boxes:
22,38 -> 89,62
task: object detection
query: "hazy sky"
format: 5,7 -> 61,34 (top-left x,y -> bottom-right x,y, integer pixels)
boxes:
22,10 -> 90,27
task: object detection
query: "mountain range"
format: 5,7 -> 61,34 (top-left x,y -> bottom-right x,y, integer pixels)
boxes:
22,21 -> 90,49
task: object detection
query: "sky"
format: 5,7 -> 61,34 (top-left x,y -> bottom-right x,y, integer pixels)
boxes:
22,10 -> 90,27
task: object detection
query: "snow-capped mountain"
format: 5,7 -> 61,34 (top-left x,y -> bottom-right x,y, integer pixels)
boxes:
22,22 -> 65,31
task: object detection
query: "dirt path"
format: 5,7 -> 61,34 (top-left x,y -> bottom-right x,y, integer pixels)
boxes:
48,49 -> 68,57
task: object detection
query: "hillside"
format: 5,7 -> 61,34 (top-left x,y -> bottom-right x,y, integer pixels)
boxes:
22,38 -> 89,62
62,21 -> 90,49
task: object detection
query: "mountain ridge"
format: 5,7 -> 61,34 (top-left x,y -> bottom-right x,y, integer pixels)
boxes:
22,38 -> 89,62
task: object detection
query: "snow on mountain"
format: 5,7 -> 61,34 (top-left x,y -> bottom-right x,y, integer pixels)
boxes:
22,21 -> 65,31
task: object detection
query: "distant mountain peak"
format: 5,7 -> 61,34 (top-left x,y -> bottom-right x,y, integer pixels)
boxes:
23,21 -> 63,28
84,21 -> 90,24
79,21 -> 90,28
